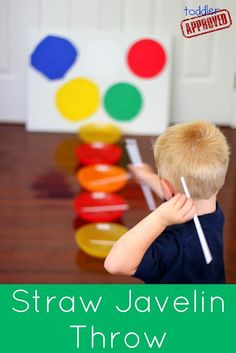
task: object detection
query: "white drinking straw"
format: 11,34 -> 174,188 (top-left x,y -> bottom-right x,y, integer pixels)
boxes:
180,176 -> 213,264
80,204 -> 130,213
90,240 -> 116,245
90,173 -> 131,186
125,139 -> 156,211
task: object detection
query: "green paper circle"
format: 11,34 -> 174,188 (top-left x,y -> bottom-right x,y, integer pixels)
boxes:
103,83 -> 143,122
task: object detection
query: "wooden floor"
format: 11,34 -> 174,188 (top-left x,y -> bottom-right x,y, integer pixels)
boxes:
0,124 -> 235,283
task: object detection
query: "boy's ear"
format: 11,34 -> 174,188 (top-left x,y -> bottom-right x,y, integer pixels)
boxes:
160,179 -> 175,200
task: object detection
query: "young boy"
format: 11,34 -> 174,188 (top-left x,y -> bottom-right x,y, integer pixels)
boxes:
104,121 -> 230,284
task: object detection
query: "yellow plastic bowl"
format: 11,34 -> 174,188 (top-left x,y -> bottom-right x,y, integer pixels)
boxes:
75,223 -> 128,258
78,123 -> 122,144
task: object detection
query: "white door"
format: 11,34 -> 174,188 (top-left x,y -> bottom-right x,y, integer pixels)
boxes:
228,2 -> 236,127
0,0 -> 41,122
0,0 -> 235,126
173,0 -> 236,125
231,75 -> 236,128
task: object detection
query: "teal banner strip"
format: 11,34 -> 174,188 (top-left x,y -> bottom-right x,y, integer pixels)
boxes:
0,285 -> 235,352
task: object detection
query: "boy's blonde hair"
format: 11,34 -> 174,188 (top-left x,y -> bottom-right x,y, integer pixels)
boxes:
153,121 -> 230,199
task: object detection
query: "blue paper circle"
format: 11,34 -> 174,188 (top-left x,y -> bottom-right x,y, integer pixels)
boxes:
30,35 -> 78,80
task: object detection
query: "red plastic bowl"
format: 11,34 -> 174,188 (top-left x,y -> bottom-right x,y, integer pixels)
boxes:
75,143 -> 122,165
74,192 -> 128,222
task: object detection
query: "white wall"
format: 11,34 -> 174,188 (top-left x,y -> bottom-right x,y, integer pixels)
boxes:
0,0 -> 236,126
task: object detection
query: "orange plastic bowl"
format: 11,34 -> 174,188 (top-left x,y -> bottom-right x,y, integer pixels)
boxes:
76,164 -> 128,192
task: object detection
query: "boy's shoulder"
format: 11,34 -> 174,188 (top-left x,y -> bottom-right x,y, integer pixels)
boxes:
133,202 -> 225,284
162,201 -> 224,242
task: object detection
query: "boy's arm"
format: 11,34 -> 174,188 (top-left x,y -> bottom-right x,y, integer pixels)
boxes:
128,164 -> 163,199
104,194 -> 195,276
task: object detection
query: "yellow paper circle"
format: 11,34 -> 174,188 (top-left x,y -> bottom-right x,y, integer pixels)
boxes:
56,78 -> 100,121
75,223 -> 128,258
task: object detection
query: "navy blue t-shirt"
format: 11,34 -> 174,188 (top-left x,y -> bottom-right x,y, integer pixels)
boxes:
134,203 -> 225,284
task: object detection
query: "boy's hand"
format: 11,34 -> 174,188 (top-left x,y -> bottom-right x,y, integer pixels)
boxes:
156,193 -> 196,227
128,163 -> 155,183
128,163 -> 164,199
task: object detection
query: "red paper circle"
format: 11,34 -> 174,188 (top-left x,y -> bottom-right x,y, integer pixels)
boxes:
74,192 -> 128,222
127,38 -> 166,78
76,143 -> 122,165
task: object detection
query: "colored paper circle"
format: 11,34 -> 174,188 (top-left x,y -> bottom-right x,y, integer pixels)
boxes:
127,38 -> 166,78
75,143 -> 122,165
55,78 -> 100,121
76,164 -> 128,192
104,83 -> 143,121
74,192 -> 128,222
79,38 -> 123,78
30,35 -> 78,80
75,222 -> 128,258
79,123 -> 122,144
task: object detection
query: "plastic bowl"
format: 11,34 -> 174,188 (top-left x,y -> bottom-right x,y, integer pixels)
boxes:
76,164 -> 128,192
75,222 -> 128,258
74,191 -> 128,222
75,142 -> 122,165
78,123 -> 122,144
